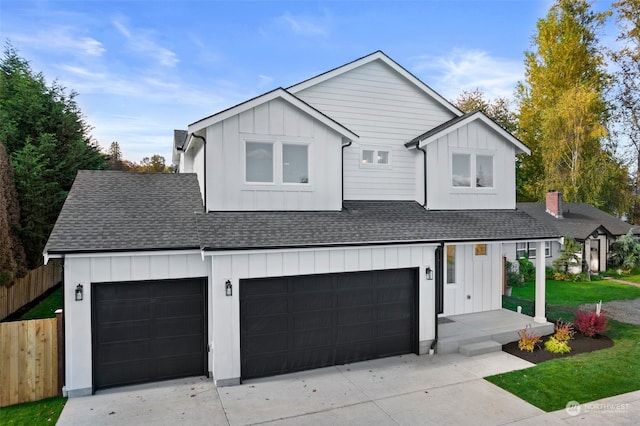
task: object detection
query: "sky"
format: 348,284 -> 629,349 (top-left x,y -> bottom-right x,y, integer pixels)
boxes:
0,0 -> 618,163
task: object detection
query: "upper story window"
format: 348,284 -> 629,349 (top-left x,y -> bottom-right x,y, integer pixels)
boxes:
361,147 -> 391,168
245,141 -> 310,185
283,144 -> 309,184
451,152 -> 494,188
516,242 -> 551,259
246,142 -> 273,183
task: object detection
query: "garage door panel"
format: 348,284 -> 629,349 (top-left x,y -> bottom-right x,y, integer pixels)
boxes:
93,278 -> 206,391
244,278 -> 288,296
241,268 -> 416,381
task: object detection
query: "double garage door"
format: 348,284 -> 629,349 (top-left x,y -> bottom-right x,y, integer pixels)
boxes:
92,278 -> 207,391
241,268 -> 418,380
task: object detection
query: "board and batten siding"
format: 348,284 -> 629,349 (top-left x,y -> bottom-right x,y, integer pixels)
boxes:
443,243 -> 503,316
208,244 -> 438,385
205,98 -> 343,211
426,120 -> 517,210
293,59 -> 457,201
61,252 -> 210,396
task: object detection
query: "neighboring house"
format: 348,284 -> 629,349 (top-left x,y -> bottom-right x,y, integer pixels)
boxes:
516,191 -> 638,273
44,51 -> 558,396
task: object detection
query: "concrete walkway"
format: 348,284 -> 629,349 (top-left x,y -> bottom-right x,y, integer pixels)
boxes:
56,352 -> 639,425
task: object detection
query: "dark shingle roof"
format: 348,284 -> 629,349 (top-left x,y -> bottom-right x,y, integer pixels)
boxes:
196,201 -> 559,250
45,171 -> 203,254
405,113 -> 473,147
517,202 -> 635,241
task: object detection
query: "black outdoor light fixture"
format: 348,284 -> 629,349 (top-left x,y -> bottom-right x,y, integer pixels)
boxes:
75,284 -> 84,301
425,267 -> 433,280
225,280 -> 232,297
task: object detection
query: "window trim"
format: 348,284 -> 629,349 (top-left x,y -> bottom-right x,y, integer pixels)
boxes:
244,139 -> 311,186
516,241 -> 552,259
446,245 -> 456,284
360,146 -> 392,169
450,149 -> 495,190
244,141 -> 275,185
282,143 -> 310,185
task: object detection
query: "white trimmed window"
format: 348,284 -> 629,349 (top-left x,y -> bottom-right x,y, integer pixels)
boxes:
451,152 -> 494,188
283,144 -> 309,184
246,142 -> 274,183
516,242 -> 551,259
446,245 -> 456,284
361,148 -> 391,168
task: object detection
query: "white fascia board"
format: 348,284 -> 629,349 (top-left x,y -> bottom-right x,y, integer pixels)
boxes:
202,242 -> 441,257
447,237 -> 560,247
288,51 -> 463,117
419,113 -> 531,155
188,88 -> 358,141
62,249 -> 205,259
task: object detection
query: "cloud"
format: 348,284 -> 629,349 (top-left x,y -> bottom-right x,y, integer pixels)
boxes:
258,74 -> 274,88
10,26 -> 105,57
276,10 -> 331,37
112,19 -> 179,67
411,48 -> 524,101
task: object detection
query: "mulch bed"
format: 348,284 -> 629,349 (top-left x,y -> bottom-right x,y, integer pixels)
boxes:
502,332 -> 614,364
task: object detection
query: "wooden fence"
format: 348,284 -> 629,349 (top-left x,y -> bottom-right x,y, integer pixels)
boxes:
0,311 -> 64,407
0,261 -> 63,320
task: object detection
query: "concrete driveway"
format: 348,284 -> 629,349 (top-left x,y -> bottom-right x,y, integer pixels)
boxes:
56,352 -> 639,425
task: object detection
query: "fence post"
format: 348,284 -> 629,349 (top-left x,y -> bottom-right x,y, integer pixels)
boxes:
55,309 -> 64,396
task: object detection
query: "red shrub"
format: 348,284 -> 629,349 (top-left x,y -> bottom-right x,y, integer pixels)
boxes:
574,310 -> 608,337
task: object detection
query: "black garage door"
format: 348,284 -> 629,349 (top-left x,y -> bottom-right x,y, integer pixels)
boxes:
240,268 -> 417,380
92,278 -> 207,391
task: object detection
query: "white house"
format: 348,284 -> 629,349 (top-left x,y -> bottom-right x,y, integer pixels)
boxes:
45,51 -> 558,396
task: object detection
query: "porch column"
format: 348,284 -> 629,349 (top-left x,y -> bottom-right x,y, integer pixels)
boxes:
534,240 -> 547,323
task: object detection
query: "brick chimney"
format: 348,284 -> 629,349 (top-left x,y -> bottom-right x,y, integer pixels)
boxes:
546,191 -> 563,218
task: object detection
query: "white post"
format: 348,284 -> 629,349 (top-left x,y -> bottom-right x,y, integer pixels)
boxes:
534,240 -> 547,323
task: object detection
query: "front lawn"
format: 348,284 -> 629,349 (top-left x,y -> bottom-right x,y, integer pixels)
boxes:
511,279 -> 640,307
490,278 -> 640,411
0,396 -> 66,425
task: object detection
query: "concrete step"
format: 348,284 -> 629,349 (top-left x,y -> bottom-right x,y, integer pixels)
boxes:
459,340 -> 502,357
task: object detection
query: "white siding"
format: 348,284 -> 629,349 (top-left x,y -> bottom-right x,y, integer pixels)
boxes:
206,98 -> 342,211
209,244 -> 437,384
295,59 -> 456,201
442,243 -> 503,316
62,252 -> 210,396
426,120 -> 517,210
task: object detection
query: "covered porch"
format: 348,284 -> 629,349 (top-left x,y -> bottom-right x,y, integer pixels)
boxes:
436,309 -> 554,355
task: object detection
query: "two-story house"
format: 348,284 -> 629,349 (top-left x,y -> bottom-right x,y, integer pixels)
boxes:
45,51 -> 558,396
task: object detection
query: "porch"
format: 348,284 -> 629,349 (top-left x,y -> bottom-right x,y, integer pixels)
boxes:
436,309 -> 554,355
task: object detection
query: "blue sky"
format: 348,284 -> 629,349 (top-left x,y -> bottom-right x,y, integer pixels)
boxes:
0,0 -> 616,163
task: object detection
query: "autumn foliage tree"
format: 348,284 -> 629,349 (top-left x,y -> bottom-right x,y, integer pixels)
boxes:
516,0 -> 630,212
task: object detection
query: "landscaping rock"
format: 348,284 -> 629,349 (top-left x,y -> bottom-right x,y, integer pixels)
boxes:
579,299 -> 640,326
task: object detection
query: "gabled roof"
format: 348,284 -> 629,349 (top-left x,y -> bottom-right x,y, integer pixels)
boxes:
517,202 -> 637,241
172,129 -> 188,166
45,171 -> 203,255
287,50 -> 463,117
405,111 -> 530,155
187,87 -> 358,141
196,201 -> 559,251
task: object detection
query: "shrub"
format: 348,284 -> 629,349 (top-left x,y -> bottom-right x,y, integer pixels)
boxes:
517,257 -> 536,282
609,230 -> 640,269
575,307 -> 609,337
553,237 -> 582,273
544,336 -> 572,353
506,260 -> 525,287
518,324 -> 541,352
553,319 -> 575,343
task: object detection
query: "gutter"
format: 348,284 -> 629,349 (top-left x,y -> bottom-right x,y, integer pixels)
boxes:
416,143 -> 427,207
191,133 -> 207,212
341,139 -> 352,209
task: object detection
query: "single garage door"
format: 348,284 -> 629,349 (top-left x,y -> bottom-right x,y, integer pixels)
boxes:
240,268 -> 417,380
92,278 -> 207,391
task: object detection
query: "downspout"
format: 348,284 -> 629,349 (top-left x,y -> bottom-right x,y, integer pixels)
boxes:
191,134 -> 207,212
416,143 -> 427,207
430,242 -> 444,355
341,140 -> 352,209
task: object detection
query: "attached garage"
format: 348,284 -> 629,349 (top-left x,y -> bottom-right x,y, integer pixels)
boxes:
240,268 -> 418,380
92,278 -> 207,391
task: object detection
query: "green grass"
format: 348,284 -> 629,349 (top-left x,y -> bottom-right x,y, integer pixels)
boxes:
0,396 -> 66,425
511,279 -> 640,307
491,277 -> 640,411
618,274 -> 640,284
19,286 -> 62,320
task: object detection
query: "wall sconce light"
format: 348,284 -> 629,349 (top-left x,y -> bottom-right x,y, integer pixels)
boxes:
425,267 -> 433,280
225,280 -> 232,297
75,284 -> 84,301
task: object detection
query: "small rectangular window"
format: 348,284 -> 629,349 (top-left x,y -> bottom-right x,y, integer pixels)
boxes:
452,154 -> 471,187
283,144 -> 309,183
475,244 -> 487,256
516,242 -> 527,259
446,245 -> 456,284
362,149 -> 374,164
545,241 -> 551,257
246,142 -> 273,183
377,150 -> 389,164
476,155 -> 493,187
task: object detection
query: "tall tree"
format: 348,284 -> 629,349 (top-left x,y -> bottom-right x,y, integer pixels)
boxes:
516,0 -> 629,212
138,155 -> 172,173
0,43 -> 107,267
611,0 -> 640,222
454,89 -> 518,133
107,141 -> 125,170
